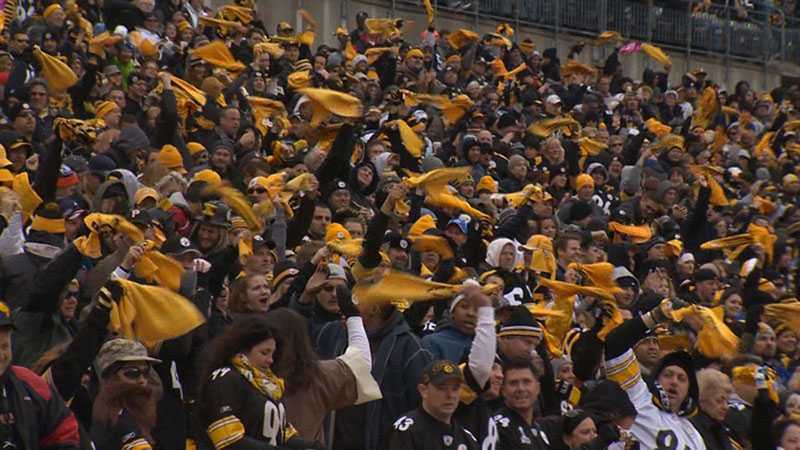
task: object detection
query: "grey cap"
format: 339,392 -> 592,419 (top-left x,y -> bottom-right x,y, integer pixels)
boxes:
755,167 -> 771,181
327,263 -> 348,282
103,65 -> 121,76
64,154 -> 88,173
96,338 -> 161,377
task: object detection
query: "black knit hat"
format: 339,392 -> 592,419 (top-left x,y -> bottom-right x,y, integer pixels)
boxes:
648,350 -> 699,417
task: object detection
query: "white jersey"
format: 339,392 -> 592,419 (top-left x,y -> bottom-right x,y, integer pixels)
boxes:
605,349 -> 706,450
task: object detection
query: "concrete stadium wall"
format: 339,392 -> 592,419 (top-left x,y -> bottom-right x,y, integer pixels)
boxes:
242,0 -> 788,91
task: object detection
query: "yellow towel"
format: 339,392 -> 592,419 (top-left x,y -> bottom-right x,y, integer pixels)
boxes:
33,46 -> 78,92
641,43 -> 671,67
446,29 -> 479,50
528,117 -> 580,138
74,214 -> 144,258
192,41 -> 246,72
672,305 -> 739,360
691,87 -> 719,130
297,88 -> 363,127
110,279 -> 205,347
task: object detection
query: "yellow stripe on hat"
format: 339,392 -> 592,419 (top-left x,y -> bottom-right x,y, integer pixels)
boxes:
30,215 -> 66,234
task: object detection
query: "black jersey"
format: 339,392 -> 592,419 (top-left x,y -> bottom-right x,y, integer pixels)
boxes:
384,408 -> 479,450
491,406 -> 551,450
201,365 -> 296,449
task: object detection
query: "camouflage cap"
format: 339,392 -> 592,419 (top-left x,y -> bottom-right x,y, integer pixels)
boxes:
96,338 -> 161,377
419,360 -> 464,386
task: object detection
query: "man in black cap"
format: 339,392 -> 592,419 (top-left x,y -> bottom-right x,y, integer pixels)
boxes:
0,131 -> 32,174
496,306 -> 542,364
386,232 -> 411,271
688,267 -> 719,306
9,102 -> 36,144
385,359 -> 479,450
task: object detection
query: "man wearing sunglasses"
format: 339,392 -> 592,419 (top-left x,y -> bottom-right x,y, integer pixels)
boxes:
0,301 -> 81,449
91,338 -> 162,450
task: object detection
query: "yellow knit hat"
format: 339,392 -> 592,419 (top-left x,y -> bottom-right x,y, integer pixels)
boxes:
94,100 -> 118,119
476,176 -> 497,193
43,3 -> 63,19
576,173 -> 595,191
192,169 -> 222,187
186,142 -> 206,156
156,145 -> 186,174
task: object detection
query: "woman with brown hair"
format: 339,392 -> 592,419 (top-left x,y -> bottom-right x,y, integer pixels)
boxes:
197,316 -> 320,450
90,338 -> 164,450
264,307 -> 379,445
228,273 -> 271,319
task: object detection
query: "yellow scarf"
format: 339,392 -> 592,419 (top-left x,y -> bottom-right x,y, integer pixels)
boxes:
231,354 -> 285,400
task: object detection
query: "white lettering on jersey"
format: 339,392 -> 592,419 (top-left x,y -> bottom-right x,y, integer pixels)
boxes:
262,400 -> 286,445
393,416 -> 414,431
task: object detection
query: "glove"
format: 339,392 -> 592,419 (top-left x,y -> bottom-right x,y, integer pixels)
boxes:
338,291 -> 360,318
643,298 -> 674,328
97,279 -> 123,309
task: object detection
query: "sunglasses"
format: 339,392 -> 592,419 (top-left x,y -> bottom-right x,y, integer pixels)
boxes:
65,290 -> 79,299
120,367 -> 148,380
249,188 -> 267,194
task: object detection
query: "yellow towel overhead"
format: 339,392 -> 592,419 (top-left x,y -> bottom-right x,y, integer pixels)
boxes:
297,88 -> 363,127
191,40 -> 246,72
641,43 -> 671,67
353,270 -> 494,306
110,279 -> 205,347
446,29 -> 479,50
73,214 -> 145,259
528,117 -> 580,138
423,0 -> 434,24
33,46 -> 78,92
671,305 -> 739,360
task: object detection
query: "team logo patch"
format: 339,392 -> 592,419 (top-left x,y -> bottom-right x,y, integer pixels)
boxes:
180,237 -> 191,247
443,435 -> 453,446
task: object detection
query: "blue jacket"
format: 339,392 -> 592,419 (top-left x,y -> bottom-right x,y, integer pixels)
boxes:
421,325 -> 473,363
316,311 -> 432,450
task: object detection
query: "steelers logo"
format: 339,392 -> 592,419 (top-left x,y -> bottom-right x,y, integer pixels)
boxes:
180,237 -> 191,247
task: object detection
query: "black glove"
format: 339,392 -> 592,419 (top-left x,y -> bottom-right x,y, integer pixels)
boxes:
338,289 -> 359,318
97,279 -> 123,309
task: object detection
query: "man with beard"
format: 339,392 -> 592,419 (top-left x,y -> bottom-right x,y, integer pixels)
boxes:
0,302 -> 80,449
91,338 -> 163,450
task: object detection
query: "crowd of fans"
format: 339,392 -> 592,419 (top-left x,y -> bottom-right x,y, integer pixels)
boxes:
1,0 -> 800,449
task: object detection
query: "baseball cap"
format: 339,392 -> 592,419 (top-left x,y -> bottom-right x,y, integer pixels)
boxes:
272,260 -> 299,290
419,360 -> 464,385
64,155 -> 88,173
446,214 -> 471,234
161,235 -> 201,257
103,65 -> 121,76
545,94 -> 562,105
8,103 -> 35,122
95,338 -> 162,377
694,268 -> 718,283
327,263 -> 348,282
89,154 -> 117,177
385,232 -> 411,252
